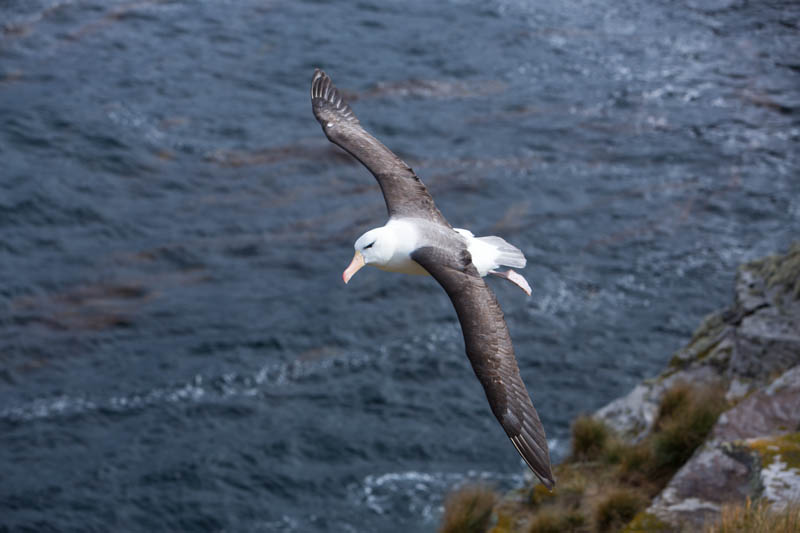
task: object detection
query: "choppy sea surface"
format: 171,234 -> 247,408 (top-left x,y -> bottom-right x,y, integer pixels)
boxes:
1,0 -> 798,531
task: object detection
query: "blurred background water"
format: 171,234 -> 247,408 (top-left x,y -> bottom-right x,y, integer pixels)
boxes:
1,0 -> 798,531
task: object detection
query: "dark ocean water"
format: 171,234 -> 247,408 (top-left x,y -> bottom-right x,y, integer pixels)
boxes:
1,0 -> 798,531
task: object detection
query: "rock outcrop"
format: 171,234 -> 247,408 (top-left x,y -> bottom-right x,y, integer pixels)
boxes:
597,243 -> 800,529
439,244 -> 800,533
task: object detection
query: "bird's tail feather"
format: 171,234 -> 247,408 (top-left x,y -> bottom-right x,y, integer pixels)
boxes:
477,236 -> 526,269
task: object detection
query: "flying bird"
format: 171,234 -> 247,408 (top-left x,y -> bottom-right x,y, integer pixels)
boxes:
310,69 -> 554,489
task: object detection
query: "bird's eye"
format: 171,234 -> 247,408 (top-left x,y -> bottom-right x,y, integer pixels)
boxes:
364,242 -> 375,249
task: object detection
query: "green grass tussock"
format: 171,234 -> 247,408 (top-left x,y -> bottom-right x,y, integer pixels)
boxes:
594,489 -> 647,533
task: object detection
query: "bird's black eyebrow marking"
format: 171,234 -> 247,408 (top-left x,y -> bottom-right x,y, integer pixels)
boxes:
364,241 -> 375,249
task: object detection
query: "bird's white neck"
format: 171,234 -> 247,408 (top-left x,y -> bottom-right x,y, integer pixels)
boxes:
357,220 -> 428,276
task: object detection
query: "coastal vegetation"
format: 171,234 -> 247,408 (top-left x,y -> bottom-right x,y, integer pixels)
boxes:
439,484 -> 497,533
439,381 -> 728,532
704,499 -> 800,533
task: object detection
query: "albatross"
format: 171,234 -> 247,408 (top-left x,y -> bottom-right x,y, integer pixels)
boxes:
311,69 -> 555,489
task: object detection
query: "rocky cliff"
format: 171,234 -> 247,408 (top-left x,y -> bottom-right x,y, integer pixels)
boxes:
439,243 -> 800,532
595,242 -> 800,529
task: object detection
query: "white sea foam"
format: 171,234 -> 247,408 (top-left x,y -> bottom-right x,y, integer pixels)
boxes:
353,468 -> 526,522
0,351 -> 370,422
353,437 -> 561,523
1,323 -> 469,424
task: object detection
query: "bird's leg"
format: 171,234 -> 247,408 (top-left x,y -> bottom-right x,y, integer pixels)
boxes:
489,269 -> 532,296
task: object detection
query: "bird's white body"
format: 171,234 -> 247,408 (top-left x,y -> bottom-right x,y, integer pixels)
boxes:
354,221 -> 531,294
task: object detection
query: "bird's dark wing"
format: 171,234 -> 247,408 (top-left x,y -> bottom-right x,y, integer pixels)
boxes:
411,245 -> 555,489
311,69 -> 450,227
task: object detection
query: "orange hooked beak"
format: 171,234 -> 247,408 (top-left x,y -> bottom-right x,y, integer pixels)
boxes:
342,250 -> 365,284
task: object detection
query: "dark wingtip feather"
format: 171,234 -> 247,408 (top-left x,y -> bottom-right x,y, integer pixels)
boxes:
511,434 -> 556,490
310,69 -> 359,126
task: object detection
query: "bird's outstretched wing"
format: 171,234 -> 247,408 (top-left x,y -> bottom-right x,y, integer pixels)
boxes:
411,245 -> 555,489
311,69 -> 450,227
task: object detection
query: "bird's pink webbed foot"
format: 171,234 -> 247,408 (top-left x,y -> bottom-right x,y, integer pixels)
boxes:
489,269 -> 532,296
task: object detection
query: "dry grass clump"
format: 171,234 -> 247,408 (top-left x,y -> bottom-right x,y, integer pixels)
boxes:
527,506 -> 586,533
611,382 -> 727,490
616,443 -> 653,483
567,382 -> 726,493
570,415 -> 611,462
648,382 -> 727,480
526,465 -> 588,532
704,498 -> 800,533
439,484 -> 497,533
593,488 -> 647,532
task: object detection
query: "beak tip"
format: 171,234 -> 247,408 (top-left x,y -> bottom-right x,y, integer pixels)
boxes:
342,250 -> 365,285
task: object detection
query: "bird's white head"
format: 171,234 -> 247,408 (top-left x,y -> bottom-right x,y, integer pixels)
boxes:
342,227 -> 397,283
